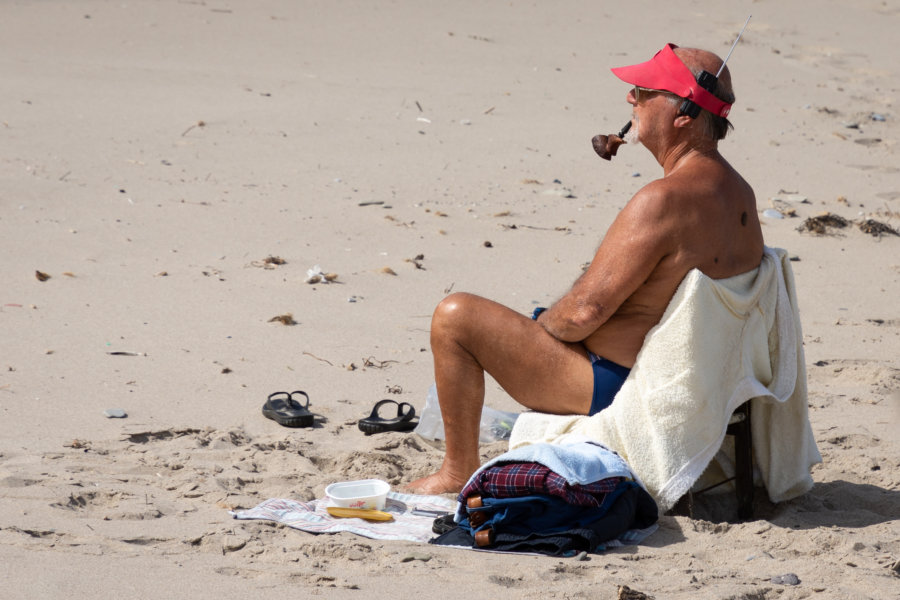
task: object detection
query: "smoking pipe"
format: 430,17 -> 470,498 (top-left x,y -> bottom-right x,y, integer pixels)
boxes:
592,120 -> 632,161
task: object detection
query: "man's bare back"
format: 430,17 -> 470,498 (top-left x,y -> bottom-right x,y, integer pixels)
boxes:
406,44 -> 764,496
583,153 -> 764,367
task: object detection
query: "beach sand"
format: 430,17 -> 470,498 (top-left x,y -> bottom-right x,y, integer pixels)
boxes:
1,1 -> 898,598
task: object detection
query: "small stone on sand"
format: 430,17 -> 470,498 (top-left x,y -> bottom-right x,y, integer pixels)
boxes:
770,573 -> 800,585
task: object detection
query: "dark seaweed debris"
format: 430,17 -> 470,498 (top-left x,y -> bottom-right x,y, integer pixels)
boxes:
858,219 -> 899,238
796,212 -> 898,238
796,213 -> 849,235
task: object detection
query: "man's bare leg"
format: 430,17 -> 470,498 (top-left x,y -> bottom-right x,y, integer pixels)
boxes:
406,293 -> 595,495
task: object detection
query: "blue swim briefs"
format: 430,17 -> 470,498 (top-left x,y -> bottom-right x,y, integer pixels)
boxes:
530,306 -> 630,415
588,353 -> 631,415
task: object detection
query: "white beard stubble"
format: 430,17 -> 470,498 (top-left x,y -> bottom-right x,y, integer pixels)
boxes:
624,116 -> 640,145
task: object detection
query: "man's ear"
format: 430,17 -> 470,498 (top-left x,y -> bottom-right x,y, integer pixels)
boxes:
673,114 -> 693,129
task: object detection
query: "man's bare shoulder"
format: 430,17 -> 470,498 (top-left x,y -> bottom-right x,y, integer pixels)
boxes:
662,156 -> 754,204
618,177 -> 690,229
598,178 -> 685,268
621,178 -> 672,214
628,159 -> 755,220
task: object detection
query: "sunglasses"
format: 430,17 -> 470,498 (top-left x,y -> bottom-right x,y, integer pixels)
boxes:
633,86 -> 669,102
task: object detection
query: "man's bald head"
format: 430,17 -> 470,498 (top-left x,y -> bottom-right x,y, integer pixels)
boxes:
673,47 -> 735,141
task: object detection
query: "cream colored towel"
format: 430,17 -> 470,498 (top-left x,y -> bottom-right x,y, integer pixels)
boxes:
509,247 -> 822,513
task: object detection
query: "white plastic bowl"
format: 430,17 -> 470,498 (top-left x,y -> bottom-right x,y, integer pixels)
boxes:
324,479 -> 390,510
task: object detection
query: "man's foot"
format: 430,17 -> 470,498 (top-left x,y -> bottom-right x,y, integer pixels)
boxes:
405,469 -> 470,496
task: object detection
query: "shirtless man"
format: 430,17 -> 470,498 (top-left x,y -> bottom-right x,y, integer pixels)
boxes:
407,44 -> 765,495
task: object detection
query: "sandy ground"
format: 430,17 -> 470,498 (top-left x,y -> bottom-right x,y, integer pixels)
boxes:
1,1 -> 898,598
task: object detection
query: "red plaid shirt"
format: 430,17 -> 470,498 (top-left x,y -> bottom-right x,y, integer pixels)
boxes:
460,462 -> 624,508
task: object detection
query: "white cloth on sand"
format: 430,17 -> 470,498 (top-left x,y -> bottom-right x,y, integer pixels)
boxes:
510,246 -> 822,513
232,492 -> 455,544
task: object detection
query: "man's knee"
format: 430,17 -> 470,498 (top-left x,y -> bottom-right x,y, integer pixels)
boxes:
431,292 -> 496,345
433,292 -> 473,324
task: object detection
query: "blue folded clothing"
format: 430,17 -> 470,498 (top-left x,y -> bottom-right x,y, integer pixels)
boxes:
459,482 -> 638,537
432,485 -> 658,556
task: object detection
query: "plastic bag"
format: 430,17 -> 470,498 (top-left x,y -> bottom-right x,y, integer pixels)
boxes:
414,384 -> 445,441
414,383 -> 520,443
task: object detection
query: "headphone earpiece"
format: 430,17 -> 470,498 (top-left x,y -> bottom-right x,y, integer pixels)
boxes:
678,70 -> 720,119
679,99 -> 701,119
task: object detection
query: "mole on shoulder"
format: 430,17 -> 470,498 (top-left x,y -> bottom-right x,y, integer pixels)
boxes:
714,257 -> 719,264
741,211 -> 748,226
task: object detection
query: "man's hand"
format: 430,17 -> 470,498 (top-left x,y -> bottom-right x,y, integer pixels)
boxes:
533,294 -> 607,342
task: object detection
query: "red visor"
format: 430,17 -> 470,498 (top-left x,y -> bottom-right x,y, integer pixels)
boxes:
611,43 -> 732,118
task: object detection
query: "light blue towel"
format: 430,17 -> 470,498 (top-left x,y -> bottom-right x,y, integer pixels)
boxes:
466,440 -> 635,487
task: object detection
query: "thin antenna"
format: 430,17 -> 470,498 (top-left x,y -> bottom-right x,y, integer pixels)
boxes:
716,15 -> 752,77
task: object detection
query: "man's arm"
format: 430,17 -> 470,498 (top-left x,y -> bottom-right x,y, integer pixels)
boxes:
536,184 -> 674,342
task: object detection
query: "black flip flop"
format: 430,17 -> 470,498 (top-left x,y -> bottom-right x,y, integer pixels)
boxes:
432,514 -> 458,535
358,399 -> 418,435
262,390 -> 314,428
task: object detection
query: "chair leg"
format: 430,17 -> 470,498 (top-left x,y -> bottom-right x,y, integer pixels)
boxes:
677,403 -> 755,522
669,490 -> 694,518
731,403 -> 754,520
